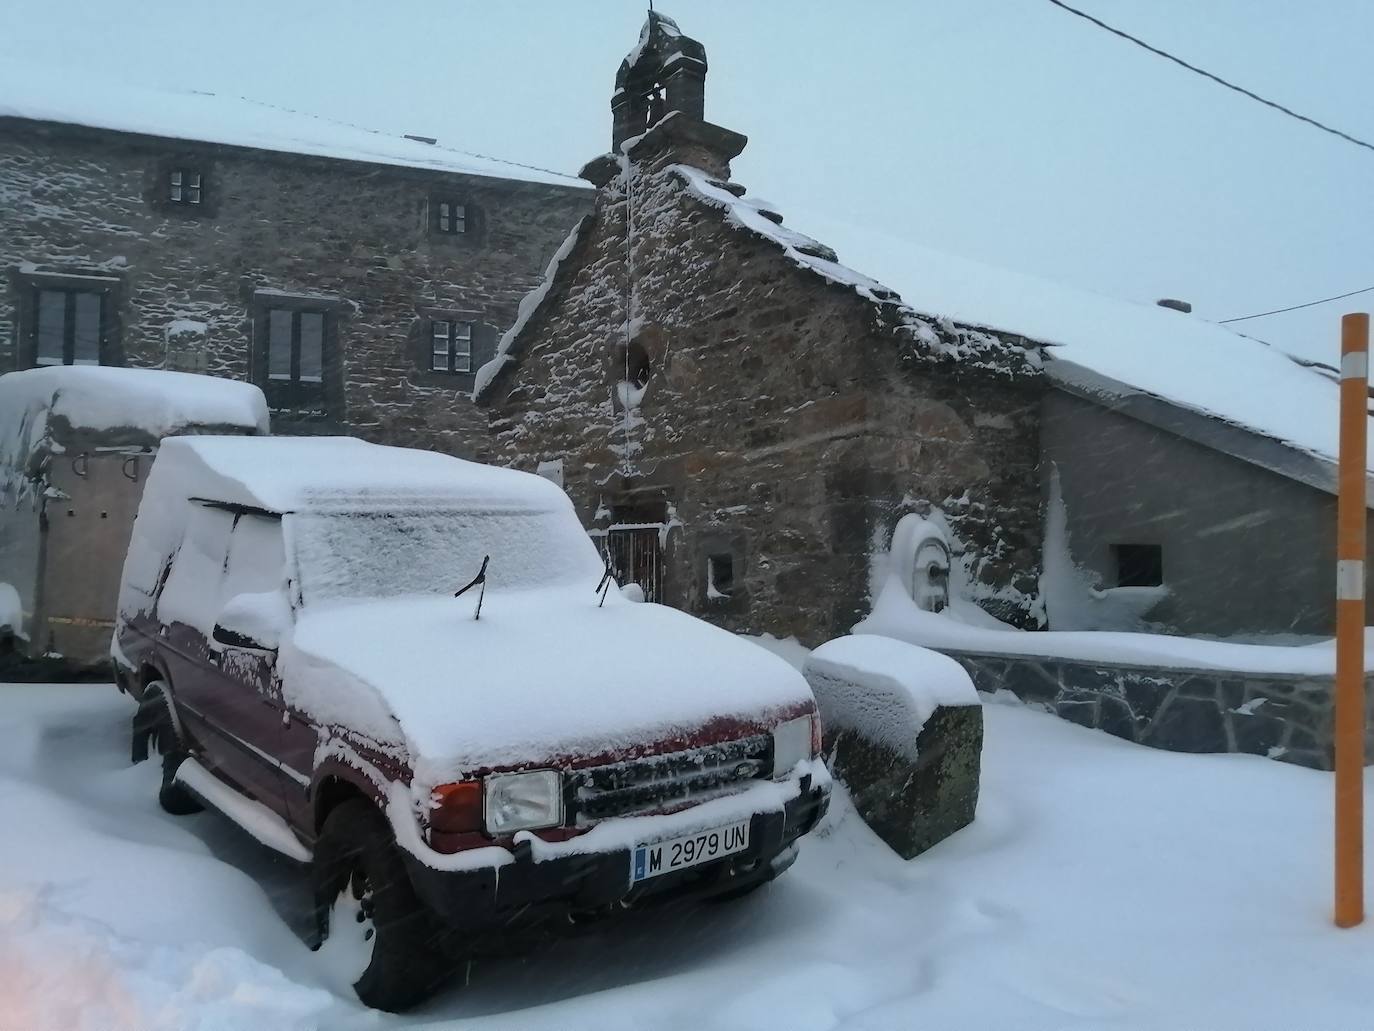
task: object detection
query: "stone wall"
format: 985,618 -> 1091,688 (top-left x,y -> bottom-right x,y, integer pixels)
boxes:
0,120 -> 589,459
1043,388 -> 1374,637
947,647 -> 1373,770
484,135 -> 1045,645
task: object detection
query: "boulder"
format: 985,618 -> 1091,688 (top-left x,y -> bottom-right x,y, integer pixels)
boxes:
804,635 -> 982,859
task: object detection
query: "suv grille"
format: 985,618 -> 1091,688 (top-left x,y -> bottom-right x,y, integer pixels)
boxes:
568,734 -> 772,826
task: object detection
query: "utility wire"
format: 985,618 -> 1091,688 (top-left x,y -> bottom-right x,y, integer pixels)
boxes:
1220,285 -> 1374,323
1042,0 -> 1374,155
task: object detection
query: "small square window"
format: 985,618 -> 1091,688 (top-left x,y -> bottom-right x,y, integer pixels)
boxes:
168,167 -> 204,206
433,198 -> 467,234
1114,544 -> 1163,588
429,318 -> 473,373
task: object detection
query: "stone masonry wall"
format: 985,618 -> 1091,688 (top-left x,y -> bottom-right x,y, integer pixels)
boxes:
485,145 -> 1044,644
949,648 -> 1374,770
0,120 -> 589,459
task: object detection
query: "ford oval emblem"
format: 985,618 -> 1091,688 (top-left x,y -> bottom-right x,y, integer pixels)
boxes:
734,762 -> 754,778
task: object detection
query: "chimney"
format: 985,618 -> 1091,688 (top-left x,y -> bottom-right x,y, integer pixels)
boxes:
1156,298 -> 1192,314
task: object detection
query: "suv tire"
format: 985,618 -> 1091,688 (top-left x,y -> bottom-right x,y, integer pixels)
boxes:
313,799 -> 453,1011
135,682 -> 203,816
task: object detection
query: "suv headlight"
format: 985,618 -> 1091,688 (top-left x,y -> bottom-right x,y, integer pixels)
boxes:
484,770 -> 563,834
772,714 -> 818,778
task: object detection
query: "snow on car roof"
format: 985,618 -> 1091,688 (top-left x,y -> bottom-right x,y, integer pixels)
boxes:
153,435 -> 571,514
0,366 -> 267,472
0,60 -> 588,190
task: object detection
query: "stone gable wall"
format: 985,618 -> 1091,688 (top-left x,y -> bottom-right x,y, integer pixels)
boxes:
0,121 -> 589,459
486,151 -> 1045,643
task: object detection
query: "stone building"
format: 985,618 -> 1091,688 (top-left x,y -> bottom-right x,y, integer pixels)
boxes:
1,73 -> 589,457
479,11 -> 1374,649
815,229 -> 1374,641
478,13 -> 1046,645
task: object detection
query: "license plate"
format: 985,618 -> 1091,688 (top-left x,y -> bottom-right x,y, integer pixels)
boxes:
632,819 -> 751,883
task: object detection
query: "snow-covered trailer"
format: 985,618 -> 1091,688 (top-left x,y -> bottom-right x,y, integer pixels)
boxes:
0,367 -> 268,671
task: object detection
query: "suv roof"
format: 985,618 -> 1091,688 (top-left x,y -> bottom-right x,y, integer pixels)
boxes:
154,435 -> 569,515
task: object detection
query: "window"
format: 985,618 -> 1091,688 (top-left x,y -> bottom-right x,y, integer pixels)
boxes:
267,308 -> 326,385
223,512 -> 287,601
431,319 -> 473,373
1114,544 -> 1163,588
435,200 -> 466,234
707,554 -> 734,599
34,287 -> 104,366
253,294 -> 340,419
168,168 -> 203,206
157,505 -> 235,631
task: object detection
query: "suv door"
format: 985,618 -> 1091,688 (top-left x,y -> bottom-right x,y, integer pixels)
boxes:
156,505 -> 288,811
210,511 -> 314,809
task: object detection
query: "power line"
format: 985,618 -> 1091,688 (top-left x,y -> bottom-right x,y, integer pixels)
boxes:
1219,285 -> 1374,324
1042,0 -> 1374,156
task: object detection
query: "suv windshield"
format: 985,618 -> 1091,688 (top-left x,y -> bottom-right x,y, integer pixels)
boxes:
289,506 -> 601,606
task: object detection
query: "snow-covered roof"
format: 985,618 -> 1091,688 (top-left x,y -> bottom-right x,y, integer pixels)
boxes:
677,165 -> 1367,471
0,367 -> 267,476
782,217 -> 1369,476
671,163 -> 1033,374
0,60 -> 587,189
472,153 -> 1032,401
473,214 -> 592,399
479,137 -> 1364,476
150,435 -> 573,514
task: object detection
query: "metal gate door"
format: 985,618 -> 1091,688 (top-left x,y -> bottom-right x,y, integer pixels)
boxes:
604,525 -> 663,603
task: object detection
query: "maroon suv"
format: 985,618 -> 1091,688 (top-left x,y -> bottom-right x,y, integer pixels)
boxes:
112,435 -> 830,1011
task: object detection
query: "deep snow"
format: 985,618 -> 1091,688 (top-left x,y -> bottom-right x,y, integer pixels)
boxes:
5,681 -> 1374,1029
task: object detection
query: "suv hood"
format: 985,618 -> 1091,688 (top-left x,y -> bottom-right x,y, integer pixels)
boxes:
280,588 -> 813,777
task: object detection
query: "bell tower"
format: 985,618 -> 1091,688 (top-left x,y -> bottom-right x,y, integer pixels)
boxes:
580,10 -> 746,186
611,12 -> 708,151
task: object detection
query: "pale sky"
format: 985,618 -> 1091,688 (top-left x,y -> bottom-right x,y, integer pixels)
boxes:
8,0 -> 1373,364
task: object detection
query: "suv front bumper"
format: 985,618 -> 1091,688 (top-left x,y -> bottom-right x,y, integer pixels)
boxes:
401,777 -> 830,949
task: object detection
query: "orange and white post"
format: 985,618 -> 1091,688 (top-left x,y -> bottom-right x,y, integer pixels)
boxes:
1335,311 -> 1369,928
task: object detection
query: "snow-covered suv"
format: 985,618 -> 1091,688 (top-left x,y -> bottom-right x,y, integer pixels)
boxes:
112,436 -> 830,1011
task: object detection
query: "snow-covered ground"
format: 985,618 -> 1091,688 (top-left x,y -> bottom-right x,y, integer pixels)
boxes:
5,682 -> 1374,1030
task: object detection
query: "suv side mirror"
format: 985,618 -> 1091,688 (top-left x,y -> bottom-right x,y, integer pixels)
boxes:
212,623 -> 275,652
211,590 -> 290,653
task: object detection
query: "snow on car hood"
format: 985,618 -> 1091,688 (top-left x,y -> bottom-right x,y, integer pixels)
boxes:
279,588 -> 813,783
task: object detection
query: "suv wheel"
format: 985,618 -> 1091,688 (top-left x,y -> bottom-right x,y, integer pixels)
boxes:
313,799 -> 453,1011
136,682 -> 203,816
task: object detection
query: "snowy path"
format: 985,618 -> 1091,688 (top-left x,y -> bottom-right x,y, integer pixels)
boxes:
4,683 -> 1374,1029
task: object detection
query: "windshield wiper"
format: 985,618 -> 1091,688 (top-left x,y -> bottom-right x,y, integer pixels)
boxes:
455,555 -> 490,620
596,553 -> 615,607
